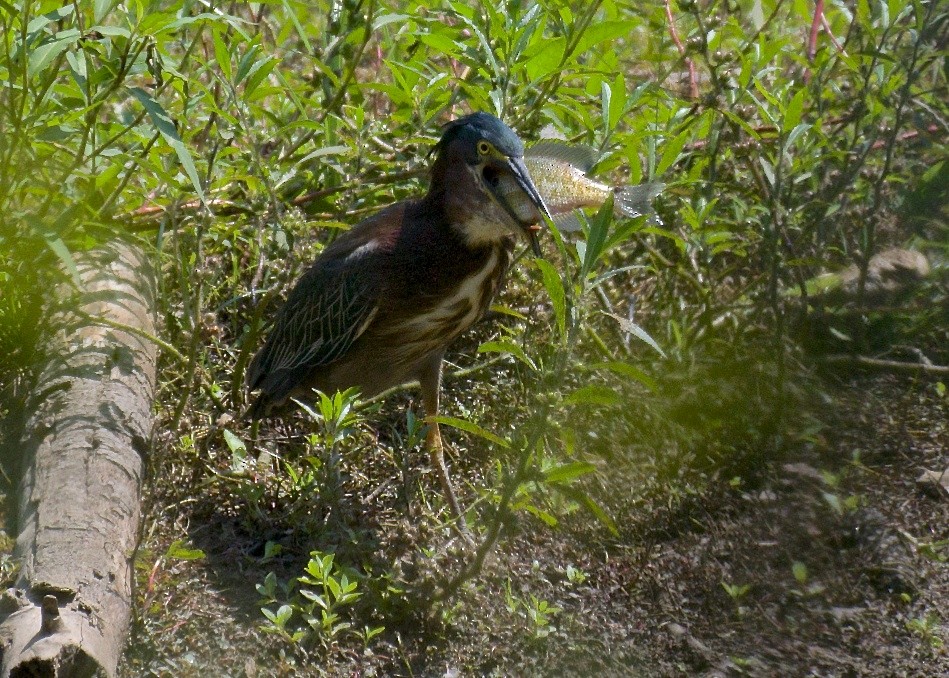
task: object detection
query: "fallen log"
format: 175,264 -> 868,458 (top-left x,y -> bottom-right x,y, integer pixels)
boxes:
0,241 -> 157,677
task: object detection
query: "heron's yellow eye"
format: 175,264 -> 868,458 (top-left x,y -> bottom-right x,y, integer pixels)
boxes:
477,141 -> 491,155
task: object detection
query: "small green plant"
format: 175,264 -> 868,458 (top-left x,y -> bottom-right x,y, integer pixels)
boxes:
917,538 -> 949,564
730,656 -> 756,669
257,550 -> 381,650
722,580 -> 751,617
819,468 -> 862,516
164,539 -> 206,562
0,553 -> 19,585
296,388 -> 363,485
564,564 -> 587,585
790,561 -> 826,598
905,613 -> 945,649
503,579 -> 562,641
270,387 -> 366,519
721,581 -> 751,601
295,387 -> 364,451
525,595 -> 562,640
792,561 -> 808,586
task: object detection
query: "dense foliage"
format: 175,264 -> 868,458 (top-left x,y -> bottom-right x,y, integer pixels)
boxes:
1,0 -> 946,671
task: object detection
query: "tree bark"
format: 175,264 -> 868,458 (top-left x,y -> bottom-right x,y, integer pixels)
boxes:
0,242 -> 157,677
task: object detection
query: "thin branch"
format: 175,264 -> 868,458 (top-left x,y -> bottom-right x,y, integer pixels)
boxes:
807,0 -> 824,62
820,354 -> 949,376
820,9 -> 847,55
664,0 -> 699,100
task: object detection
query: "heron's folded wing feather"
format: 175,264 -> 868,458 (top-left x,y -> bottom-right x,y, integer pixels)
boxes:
247,260 -> 379,395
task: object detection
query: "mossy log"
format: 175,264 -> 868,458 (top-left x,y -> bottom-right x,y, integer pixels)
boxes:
0,242 -> 157,677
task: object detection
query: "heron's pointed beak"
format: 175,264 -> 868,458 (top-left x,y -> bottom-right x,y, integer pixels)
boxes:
502,156 -> 550,257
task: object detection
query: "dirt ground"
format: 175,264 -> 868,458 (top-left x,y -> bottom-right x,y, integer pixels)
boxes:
118,360 -> 948,677
517,370 -> 949,677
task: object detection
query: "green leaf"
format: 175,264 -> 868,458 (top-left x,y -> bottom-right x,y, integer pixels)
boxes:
128,86 -> 206,205
326,577 -> 342,599
166,539 -> 206,561
478,340 -> 537,371
26,5 -> 73,33
572,21 -> 635,57
488,304 -> 528,320
418,31 -> 458,56
29,31 -> 81,78
94,0 -> 113,22
603,313 -> 666,358
212,26 -> 231,81
588,361 -> 657,391
430,416 -> 511,448
783,87 -> 806,134
580,494 -> 618,535
44,235 -> 81,287
565,385 -> 620,406
656,125 -> 692,176
222,428 -> 246,455
223,428 -> 250,474
535,258 -> 566,339
600,80 -> 611,132
544,461 -> 596,484
242,56 -> 277,97
273,604 -> 293,626
785,122 -> 811,151
86,25 -> 131,38
581,195 -> 614,278
522,503 -> 559,526
523,36 -> 565,81
758,156 -> 776,188
297,144 -> 351,164
373,13 -> 412,30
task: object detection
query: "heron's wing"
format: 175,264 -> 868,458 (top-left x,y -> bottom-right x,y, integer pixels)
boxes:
246,251 -> 381,400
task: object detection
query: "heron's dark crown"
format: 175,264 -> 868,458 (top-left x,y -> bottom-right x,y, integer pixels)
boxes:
432,112 -> 525,163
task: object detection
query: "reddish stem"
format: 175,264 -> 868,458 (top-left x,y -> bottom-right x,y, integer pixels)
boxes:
807,0 -> 824,61
664,0 -> 699,100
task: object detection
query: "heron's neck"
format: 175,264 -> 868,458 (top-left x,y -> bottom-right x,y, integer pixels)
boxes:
426,164 -> 514,249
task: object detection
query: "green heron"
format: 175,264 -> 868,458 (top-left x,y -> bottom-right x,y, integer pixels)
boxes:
246,112 -> 550,527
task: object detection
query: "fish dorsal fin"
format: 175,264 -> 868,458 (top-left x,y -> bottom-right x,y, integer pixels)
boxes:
526,140 -> 598,173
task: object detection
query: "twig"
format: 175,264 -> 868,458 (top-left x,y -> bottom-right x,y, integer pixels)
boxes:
75,310 -> 185,362
117,167 -> 427,226
821,10 -> 847,55
807,0 -> 824,62
289,168 -> 426,208
820,354 -> 949,376
120,198 -> 252,221
683,122 -> 938,153
664,0 -> 699,100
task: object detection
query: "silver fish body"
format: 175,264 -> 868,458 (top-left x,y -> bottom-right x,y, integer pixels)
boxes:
496,141 -> 663,231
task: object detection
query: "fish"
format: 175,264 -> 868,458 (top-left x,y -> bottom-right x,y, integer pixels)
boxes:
495,140 -> 664,232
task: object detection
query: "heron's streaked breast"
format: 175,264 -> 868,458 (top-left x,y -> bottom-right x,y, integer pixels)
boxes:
384,246 -> 509,362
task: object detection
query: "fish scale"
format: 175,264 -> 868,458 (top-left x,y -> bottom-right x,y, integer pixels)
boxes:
495,140 -> 664,231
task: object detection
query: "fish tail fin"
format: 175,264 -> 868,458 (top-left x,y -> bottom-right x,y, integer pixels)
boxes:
613,182 -> 665,220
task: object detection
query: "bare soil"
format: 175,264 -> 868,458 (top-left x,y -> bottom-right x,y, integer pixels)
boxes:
118,361 -> 948,677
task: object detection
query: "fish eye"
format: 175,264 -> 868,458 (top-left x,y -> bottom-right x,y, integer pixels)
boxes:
477,140 -> 491,155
